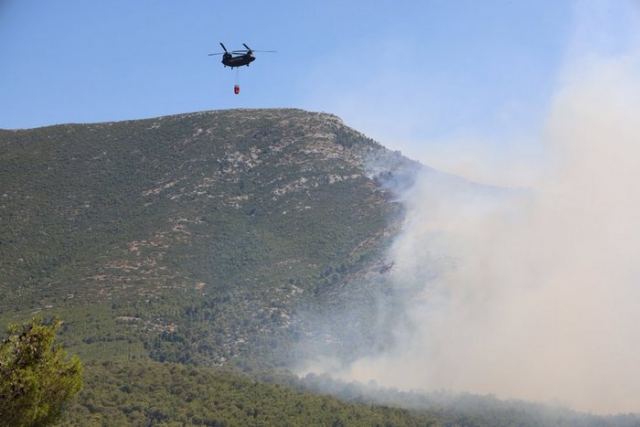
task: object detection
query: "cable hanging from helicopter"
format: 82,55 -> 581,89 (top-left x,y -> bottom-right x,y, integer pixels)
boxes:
208,42 -> 276,95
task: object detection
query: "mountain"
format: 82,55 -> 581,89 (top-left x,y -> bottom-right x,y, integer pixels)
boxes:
0,108 -> 417,368
2,109 -> 637,426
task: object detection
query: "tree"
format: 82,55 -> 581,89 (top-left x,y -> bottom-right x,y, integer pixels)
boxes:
0,318 -> 83,427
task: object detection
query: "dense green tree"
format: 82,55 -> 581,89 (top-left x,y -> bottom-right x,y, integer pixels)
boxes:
0,318 -> 83,427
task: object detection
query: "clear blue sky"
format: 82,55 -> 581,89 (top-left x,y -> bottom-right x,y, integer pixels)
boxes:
2,0 -> 634,178
0,0 -> 571,129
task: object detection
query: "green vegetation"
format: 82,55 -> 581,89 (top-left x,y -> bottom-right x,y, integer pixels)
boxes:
60,361 -> 437,426
0,109 -> 418,424
0,109 -> 404,368
0,318 -> 83,427
2,109 -> 636,426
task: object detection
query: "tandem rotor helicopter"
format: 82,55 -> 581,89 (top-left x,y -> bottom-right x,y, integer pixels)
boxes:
208,42 -> 276,94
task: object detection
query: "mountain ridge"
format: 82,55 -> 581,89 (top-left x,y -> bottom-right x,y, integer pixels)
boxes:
0,107 -> 416,368
3,108 -> 639,426
0,108 -> 345,131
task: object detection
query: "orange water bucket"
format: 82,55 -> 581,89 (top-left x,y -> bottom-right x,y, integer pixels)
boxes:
234,84 -> 240,95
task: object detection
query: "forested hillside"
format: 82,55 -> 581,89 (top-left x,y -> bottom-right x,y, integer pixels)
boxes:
1,109 -> 414,369
2,109 -> 637,426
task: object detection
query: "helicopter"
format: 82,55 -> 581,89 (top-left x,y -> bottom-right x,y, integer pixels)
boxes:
208,42 -> 276,68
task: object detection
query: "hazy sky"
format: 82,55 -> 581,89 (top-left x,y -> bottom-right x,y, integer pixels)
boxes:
0,1 -> 633,181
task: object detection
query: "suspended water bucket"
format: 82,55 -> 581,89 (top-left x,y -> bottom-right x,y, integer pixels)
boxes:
234,84 -> 240,95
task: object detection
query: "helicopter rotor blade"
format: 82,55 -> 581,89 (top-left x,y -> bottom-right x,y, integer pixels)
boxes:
208,53 -> 225,56
242,43 -> 251,51
230,49 -> 276,54
219,42 -> 228,52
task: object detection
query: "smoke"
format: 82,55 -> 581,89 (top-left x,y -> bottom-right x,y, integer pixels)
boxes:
299,6 -> 640,415
323,54 -> 640,414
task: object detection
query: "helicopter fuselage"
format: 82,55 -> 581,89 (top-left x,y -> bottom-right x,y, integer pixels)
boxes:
222,53 -> 255,68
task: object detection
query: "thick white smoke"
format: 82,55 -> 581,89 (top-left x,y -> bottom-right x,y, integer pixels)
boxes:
328,54 -> 640,414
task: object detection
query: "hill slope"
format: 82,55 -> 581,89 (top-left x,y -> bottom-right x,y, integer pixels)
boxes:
3,109 -> 639,426
0,108 -> 414,367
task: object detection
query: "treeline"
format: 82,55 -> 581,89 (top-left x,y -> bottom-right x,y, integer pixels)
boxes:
286,373 -> 640,427
59,360 -> 438,426
61,361 -> 640,427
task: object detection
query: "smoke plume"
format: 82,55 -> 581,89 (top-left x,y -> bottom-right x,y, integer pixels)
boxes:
318,51 -> 640,414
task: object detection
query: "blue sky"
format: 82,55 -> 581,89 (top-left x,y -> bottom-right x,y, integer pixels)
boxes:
0,1 -> 570,128
1,1 -> 634,182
